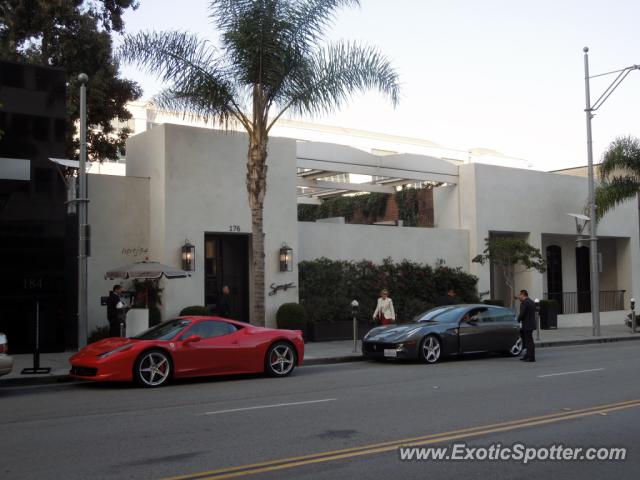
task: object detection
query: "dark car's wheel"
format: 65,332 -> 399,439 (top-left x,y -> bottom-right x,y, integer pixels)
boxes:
419,335 -> 441,364
134,349 -> 172,387
506,337 -> 523,357
265,342 -> 296,377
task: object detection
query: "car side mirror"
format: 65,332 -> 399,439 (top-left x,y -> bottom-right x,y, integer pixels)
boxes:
183,334 -> 201,344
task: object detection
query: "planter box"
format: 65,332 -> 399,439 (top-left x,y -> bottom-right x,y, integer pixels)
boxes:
309,321 -> 374,342
540,303 -> 558,329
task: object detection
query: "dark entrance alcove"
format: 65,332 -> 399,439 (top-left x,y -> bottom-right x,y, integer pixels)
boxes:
575,246 -> 591,313
204,233 -> 250,323
546,245 -> 563,313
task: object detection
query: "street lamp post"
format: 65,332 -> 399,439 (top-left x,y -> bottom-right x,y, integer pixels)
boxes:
78,73 -> 89,348
582,47 -> 640,337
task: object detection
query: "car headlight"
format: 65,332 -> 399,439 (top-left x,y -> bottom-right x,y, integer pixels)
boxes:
98,344 -> 133,359
363,330 -> 376,340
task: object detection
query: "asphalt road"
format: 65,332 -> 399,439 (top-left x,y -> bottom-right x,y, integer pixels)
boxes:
1,342 -> 639,480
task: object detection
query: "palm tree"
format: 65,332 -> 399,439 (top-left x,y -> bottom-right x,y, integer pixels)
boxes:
119,0 -> 400,325
595,136 -> 640,220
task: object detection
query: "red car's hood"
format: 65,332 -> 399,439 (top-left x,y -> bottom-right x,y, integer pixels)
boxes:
76,337 -> 138,357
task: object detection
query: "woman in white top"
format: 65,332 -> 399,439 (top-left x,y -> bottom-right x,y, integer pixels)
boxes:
373,289 -> 396,325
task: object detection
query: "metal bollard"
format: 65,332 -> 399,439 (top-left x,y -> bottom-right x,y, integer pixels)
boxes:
632,298 -> 637,333
534,298 -> 541,341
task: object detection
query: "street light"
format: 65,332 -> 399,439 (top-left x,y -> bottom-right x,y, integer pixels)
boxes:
582,47 -> 640,337
77,73 -> 89,349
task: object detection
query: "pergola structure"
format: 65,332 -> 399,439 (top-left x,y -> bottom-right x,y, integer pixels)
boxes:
296,142 -> 460,204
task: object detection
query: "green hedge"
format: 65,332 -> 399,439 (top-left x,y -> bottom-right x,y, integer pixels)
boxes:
299,258 -> 478,324
179,305 -> 211,316
276,303 -> 308,330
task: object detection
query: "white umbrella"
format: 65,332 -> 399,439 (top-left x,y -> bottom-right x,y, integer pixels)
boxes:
105,260 -> 190,311
105,260 -> 190,280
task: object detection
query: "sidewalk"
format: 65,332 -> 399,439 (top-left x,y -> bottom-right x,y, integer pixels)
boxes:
3,324 -> 639,386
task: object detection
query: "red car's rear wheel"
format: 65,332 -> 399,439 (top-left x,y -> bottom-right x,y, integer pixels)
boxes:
134,349 -> 172,387
265,342 -> 296,377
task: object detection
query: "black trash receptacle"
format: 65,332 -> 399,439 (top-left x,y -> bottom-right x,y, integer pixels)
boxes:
540,300 -> 558,329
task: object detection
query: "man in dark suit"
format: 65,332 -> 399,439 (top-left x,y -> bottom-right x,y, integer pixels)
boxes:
106,285 -> 124,337
517,289 -> 537,362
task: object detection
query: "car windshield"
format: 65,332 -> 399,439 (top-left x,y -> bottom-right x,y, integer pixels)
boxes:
416,306 -> 467,323
133,319 -> 191,340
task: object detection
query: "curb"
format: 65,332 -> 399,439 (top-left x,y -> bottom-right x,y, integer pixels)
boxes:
536,334 -> 640,348
1,374 -> 72,388
3,334 -> 639,387
303,355 -> 364,366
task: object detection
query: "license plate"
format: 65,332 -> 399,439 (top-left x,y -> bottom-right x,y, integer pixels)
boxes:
383,349 -> 397,358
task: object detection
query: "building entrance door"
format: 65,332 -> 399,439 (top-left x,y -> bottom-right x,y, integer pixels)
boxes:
546,245 -> 563,313
204,234 -> 250,323
575,246 -> 591,313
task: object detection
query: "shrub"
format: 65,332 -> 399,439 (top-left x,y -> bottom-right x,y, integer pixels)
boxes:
179,305 -> 211,316
276,303 -> 308,330
539,299 -> 558,307
299,258 -> 478,324
88,325 -> 111,344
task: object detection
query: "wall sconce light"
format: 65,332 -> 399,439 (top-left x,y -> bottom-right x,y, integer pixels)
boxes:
279,243 -> 293,272
181,239 -> 195,271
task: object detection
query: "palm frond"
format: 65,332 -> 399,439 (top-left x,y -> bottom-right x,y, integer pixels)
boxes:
595,175 -> 640,220
289,0 -> 360,46
269,40 -> 400,128
599,136 -> 640,181
118,31 -> 249,127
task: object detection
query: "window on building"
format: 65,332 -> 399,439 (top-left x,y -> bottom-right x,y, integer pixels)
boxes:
32,116 -> 50,141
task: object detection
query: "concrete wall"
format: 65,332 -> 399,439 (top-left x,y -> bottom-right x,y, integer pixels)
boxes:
125,125 -> 298,327
298,222 -> 469,268
432,184 -> 460,229
557,310 -> 625,328
468,163 -> 640,306
87,174 -> 150,331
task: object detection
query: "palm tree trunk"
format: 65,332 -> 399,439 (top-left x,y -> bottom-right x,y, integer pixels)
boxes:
247,133 -> 268,326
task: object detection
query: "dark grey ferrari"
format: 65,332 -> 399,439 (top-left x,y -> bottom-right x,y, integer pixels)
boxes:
362,304 -> 523,364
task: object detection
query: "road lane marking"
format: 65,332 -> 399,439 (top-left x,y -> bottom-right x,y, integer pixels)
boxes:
168,398 -> 640,480
202,398 -> 337,415
538,368 -> 605,378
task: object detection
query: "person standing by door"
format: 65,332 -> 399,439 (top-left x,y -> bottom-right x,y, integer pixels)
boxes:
218,285 -> 233,319
518,289 -> 536,362
373,289 -> 396,325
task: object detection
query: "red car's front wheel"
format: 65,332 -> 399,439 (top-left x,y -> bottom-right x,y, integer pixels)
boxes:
134,349 -> 172,387
265,342 -> 296,377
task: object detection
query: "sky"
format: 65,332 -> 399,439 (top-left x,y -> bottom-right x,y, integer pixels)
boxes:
116,0 -> 640,171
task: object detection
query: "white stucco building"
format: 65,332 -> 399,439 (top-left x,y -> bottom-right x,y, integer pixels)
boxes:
84,122 -> 640,331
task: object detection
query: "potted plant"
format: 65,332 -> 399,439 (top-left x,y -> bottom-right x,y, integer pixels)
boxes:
539,299 -> 559,329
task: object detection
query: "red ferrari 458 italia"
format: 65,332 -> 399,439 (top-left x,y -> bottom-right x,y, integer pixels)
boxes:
69,317 -> 304,387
